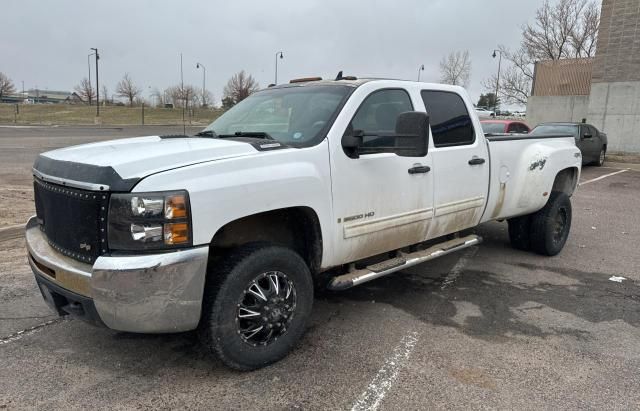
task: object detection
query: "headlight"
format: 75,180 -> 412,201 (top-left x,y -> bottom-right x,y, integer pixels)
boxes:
108,190 -> 192,251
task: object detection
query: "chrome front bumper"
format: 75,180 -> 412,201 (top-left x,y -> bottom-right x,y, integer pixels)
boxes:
25,216 -> 209,333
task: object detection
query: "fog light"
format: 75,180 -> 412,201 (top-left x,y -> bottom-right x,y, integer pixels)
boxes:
164,223 -> 189,245
130,223 -> 163,242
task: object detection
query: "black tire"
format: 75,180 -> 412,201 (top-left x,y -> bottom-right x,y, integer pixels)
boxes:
595,147 -> 606,167
507,215 -> 532,251
199,244 -> 313,370
529,191 -> 572,256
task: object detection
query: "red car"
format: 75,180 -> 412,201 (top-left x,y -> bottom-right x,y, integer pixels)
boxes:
480,120 -> 531,134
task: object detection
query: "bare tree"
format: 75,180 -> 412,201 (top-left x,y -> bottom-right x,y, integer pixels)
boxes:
0,72 -> 16,100
439,50 -> 472,87
483,46 -> 534,105
116,73 -> 142,106
200,89 -> 214,108
182,85 -> 199,108
165,86 -> 181,107
164,84 -> 199,108
523,0 -> 598,60
223,71 -> 259,105
73,78 -> 95,105
486,0 -> 599,105
570,1 -> 600,57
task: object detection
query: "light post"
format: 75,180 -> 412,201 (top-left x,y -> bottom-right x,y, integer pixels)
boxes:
274,51 -> 284,85
87,52 -> 95,106
196,62 -> 206,107
492,49 -> 503,114
90,48 -> 100,116
417,64 -> 424,81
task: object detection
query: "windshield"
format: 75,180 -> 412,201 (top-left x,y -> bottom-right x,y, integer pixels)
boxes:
203,85 -> 352,147
481,122 -> 506,133
531,124 -> 578,137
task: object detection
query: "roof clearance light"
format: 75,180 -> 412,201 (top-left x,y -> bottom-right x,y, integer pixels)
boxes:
289,77 -> 323,84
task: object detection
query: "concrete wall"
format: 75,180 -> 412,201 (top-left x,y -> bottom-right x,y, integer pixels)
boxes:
526,95 -> 590,129
587,81 -> 640,153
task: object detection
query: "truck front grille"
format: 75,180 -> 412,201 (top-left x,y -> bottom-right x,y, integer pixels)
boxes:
33,178 -> 110,264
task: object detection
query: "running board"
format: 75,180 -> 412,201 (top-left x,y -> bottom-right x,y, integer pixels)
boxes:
327,234 -> 482,291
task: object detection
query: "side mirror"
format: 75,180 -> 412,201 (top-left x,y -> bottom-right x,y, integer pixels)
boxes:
583,133 -> 592,139
342,111 -> 429,159
393,111 -> 429,157
342,129 -> 364,159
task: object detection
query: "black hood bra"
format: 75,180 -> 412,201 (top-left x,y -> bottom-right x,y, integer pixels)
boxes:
33,155 -> 141,192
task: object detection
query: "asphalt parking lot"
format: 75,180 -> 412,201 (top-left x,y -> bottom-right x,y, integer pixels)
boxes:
1,126 -> 639,409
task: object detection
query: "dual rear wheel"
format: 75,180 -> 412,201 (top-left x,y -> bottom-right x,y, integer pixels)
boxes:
507,191 -> 572,256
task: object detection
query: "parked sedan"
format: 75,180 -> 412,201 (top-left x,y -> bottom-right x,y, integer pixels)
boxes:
475,108 -> 495,119
530,122 -> 608,166
481,120 -> 531,134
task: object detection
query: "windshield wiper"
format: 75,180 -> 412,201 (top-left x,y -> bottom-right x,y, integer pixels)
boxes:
217,131 -> 274,140
194,130 -> 218,138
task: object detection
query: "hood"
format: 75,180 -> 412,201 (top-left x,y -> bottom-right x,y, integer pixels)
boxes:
33,136 -> 263,191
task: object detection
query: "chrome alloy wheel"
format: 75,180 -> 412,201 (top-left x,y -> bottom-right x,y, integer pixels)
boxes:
236,271 -> 297,346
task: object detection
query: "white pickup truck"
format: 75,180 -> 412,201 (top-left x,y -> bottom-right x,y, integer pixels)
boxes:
26,77 -> 581,370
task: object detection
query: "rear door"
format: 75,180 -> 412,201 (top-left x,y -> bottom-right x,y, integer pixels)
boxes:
579,124 -> 598,160
421,90 -> 489,238
588,125 -> 603,158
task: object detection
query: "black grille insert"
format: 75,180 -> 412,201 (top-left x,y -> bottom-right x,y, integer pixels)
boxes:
34,178 -> 109,263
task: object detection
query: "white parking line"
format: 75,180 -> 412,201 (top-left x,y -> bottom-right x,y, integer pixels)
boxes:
351,331 -> 420,411
351,242 -> 477,410
441,246 -> 478,290
579,169 -> 628,186
0,318 -> 65,345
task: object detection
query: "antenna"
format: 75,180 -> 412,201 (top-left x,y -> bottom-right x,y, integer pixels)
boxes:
335,71 -> 343,81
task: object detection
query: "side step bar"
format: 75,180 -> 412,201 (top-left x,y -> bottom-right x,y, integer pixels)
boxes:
327,234 -> 482,291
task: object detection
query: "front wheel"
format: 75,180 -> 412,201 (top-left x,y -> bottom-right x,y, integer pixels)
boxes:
199,244 -> 314,370
529,192 -> 572,256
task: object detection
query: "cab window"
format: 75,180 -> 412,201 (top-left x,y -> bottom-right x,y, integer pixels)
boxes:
349,89 -> 413,149
421,90 -> 475,147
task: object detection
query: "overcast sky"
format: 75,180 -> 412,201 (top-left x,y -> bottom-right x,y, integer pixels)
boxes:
2,0 -> 547,109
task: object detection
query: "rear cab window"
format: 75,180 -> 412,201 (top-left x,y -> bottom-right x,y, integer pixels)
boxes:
420,90 -> 475,147
481,122 -> 506,134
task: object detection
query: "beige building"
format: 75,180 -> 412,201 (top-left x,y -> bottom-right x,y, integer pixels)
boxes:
527,0 -> 640,153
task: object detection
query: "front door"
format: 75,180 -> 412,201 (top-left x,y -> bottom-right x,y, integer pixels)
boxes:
329,86 -> 434,263
420,90 -> 489,238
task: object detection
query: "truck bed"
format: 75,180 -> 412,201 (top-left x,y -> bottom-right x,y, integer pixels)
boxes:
480,134 -> 580,223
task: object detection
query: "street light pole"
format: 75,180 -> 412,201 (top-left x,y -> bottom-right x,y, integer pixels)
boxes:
275,51 -> 283,85
91,48 -> 100,116
492,49 -> 503,114
196,62 -> 206,107
87,53 -> 94,106
417,64 -> 424,81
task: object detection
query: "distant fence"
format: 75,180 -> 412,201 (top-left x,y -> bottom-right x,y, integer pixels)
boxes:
532,58 -> 594,96
0,104 -> 223,126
